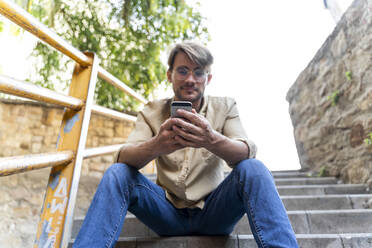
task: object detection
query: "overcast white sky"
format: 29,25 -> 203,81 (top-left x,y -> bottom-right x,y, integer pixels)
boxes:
0,0 -> 353,171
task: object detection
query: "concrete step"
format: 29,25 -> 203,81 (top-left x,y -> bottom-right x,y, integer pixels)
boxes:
271,171 -> 315,178
277,184 -> 369,195
281,194 -> 372,210
270,169 -> 303,173
235,209 -> 372,235
69,233 -> 372,248
274,177 -> 338,185
72,209 -> 372,239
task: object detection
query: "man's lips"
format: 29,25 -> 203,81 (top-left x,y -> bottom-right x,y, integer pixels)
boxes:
181,86 -> 197,91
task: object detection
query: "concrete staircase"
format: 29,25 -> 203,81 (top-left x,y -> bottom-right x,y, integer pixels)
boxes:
70,170 -> 372,247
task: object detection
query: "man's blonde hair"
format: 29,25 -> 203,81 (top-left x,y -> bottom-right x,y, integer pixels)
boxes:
167,42 -> 213,72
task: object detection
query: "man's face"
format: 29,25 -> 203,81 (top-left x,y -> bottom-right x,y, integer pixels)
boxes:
167,52 -> 212,103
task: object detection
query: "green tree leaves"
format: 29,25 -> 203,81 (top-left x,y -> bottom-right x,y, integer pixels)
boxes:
365,132 -> 372,145
27,0 -> 209,111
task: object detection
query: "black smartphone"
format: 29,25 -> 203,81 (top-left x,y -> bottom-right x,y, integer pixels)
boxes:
171,101 -> 192,118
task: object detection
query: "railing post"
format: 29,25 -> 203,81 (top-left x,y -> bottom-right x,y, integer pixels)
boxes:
34,52 -> 99,248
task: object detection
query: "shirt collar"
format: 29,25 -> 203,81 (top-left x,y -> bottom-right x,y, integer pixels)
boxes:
199,95 -> 208,117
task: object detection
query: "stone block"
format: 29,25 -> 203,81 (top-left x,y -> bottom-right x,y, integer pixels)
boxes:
296,234 -> 342,248
235,235 -> 257,248
12,206 -> 32,218
88,171 -> 103,179
102,129 -> 114,137
91,137 -> 99,147
0,191 -> 11,204
89,162 -> 106,172
19,141 -> 30,150
113,237 -> 137,248
26,194 -> 44,206
289,211 -> 310,234
277,185 -> 325,196
135,237 -> 187,248
31,124 -> 46,135
1,147 -> 14,157
282,195 -> 353,211
43,134 -> 58,146
119,217 -> 149,237
0,233 -> 22,248
186,236 -> 238,248
42,109 -> 62,126
112,137 -> 126,144
93,128 -> 105,137
81,162 -> 90,175
31,142 -> 42,153
17,218 -> 37,235
103,137 -> 115,146
341,233 -> 372,248
274,177 -> 337,186
114,124 -> 126,136
75,196 -> 91,216
13,187 -> 29,200
102,155 -> 114,163
232,217 -> 250,234
272,172 -> 311,178
31,135 -> 44,143
307,209 -> 372,233
104,120 -> 114,128
0,174 -> 19,187
91,157 -> 102,163
324,184 -> 368,194
93,118 -> 104,128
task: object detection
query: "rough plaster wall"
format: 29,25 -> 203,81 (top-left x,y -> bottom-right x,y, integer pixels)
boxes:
287,0 -> 372,184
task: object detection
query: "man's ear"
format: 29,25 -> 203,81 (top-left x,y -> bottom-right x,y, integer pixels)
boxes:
207,74 -> 212,85
167,70 -> 172,83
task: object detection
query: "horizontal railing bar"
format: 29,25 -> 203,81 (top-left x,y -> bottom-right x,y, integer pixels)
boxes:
83,144 -> 124,159
0,0 -> 91,66
98,67 -> 148,104
0,150 -> 74,177
0,75 -> 84,110
91,104 -> 136,122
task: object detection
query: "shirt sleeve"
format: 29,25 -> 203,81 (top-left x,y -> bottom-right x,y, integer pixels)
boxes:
222,100 -> 257,159
115,111 -> 154,162
126,111 -> 154,144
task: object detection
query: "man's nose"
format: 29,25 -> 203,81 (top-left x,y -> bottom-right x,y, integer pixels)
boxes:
185,72 -> 197,83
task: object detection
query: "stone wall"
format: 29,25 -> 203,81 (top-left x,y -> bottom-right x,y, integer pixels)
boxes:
0,99 -> 140,247
287,0 -> 372,184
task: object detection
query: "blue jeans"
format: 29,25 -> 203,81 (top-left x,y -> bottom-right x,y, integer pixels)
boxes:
73,159 -> 298,247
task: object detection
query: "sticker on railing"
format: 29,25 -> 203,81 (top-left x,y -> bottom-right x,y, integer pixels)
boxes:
64,113 -> 80,133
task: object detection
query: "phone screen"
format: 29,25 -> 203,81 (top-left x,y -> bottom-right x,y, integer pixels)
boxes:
171,101 -> 192,117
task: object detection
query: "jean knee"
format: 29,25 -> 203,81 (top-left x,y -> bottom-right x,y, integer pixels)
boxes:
102,163 -> 139,186
233,159 -> 273,182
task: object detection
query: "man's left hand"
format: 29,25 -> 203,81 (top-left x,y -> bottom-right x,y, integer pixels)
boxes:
171,109 -> 221,149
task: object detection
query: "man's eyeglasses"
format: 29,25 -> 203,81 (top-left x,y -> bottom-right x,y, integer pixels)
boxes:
174,66 -> 208,83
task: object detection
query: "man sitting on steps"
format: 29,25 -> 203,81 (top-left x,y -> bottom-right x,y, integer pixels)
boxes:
73,42 -> 299,248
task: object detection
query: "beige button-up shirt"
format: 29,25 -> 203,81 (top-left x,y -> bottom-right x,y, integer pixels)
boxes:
122,95 -> 257,209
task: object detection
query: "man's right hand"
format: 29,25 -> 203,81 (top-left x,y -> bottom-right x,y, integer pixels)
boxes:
153,118 -> 185,156
117,118 -> 185,169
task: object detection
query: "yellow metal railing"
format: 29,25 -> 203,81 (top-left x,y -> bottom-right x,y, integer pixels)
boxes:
0,0 -> 149,247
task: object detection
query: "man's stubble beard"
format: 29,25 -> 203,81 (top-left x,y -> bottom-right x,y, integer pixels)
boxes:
175,88 -> 203,103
